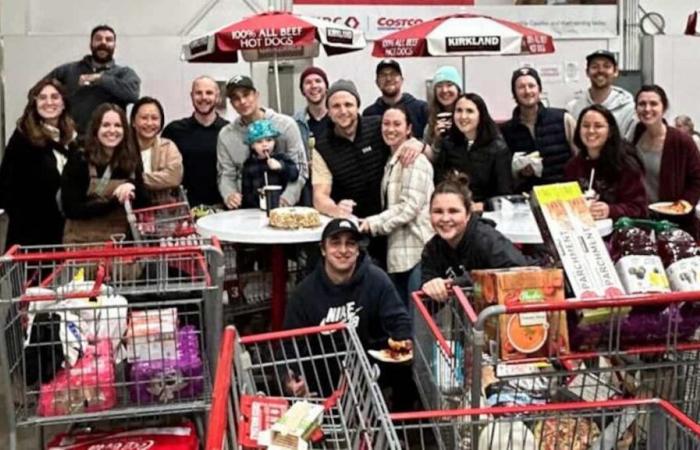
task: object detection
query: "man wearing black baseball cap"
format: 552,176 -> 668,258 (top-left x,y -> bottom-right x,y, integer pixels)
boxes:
283,217 -> 416,410
501,66 -> 576,192
217,74 -> 308,209
362,59 -> 429,139
568,50 -> 637,139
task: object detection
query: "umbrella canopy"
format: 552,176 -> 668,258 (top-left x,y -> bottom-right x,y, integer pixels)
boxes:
372,13 -> 554,58
183,11 -> 366,63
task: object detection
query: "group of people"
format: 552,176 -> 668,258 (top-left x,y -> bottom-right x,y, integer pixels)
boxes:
3,24 -> 700,409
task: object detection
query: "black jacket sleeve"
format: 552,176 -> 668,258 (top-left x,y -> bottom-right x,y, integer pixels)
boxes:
60,154 -> 119,219
492,138 -> 514,196
420,238 -> 444,284
377,275 -> 413,342
277,153 -> 300,183
481,226 -> 533,268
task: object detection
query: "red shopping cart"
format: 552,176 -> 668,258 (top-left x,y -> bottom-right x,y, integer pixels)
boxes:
414,287 -> 700,423
125,187 -> 196,241
390,398 -> 700,450
0,240 -> 224,450
205,324 -> 400,450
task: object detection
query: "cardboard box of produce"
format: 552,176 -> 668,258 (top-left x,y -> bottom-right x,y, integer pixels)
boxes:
472,267 -> 569,361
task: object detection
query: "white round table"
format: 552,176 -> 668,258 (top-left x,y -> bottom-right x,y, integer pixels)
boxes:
482,210 -> 613,245
197,209 -> 331,329
197,209 -> 331,244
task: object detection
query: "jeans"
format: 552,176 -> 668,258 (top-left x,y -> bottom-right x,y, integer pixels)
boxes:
390,263 -> 422,310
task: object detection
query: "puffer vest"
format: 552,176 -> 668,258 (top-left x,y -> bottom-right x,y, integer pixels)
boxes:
501,104 -> 570,186
315,116 -> 388,218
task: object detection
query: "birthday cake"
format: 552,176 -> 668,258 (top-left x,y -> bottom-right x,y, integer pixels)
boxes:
269,207 -> 321,230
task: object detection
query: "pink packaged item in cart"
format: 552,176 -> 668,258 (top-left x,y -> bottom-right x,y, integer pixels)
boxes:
46,421 -> 199,450
38,339 -> 116,417
125,308 -> 178,362
128,325 -> 204,403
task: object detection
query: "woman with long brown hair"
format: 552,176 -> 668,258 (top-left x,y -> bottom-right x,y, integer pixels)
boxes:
61,103 -> 147,243
0,78 -> 77,246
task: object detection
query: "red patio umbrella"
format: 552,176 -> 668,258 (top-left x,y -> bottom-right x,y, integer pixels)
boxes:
182,11 -> 366,109
372,13 -> 555,90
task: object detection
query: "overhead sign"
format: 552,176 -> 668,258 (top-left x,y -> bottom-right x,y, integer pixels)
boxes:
294,5 -> 619,40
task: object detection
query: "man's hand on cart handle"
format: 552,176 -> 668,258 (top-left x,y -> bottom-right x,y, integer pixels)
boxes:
284,370 -> 308,397
422,278 -> 452,302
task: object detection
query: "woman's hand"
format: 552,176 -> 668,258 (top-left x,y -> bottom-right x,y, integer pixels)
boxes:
589,201 -> 610,220
284,370 -> 308,397
113,183 -> 135,204
358,219 -> 371,234
422,278 -> 451,302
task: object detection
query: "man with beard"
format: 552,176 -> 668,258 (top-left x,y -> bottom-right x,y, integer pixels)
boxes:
217,75 -> 307,209
362,59 -> 428,139
501,67 -> 576,193
567,50 -> 637,140
293,66 -> 331,205
47,25 -> 140,134
161,76 -> 229,207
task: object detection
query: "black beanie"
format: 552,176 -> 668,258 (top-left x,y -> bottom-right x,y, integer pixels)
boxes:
511,67 -> 542,97
326,79 -> 361,108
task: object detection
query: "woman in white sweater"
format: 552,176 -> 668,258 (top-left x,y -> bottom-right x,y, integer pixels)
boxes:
359,106 -> 435,306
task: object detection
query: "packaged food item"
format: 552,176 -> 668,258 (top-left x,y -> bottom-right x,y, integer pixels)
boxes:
472,267 -> 569,361
126,308 -> 178,362
47,422 -> 199,450
38,339 -> 116,417
260,401 -> 325,450
238,395 -> 290,448
531,183 -> 625,324
534,417 -> 600,450
612,228 -> 670,294
129,325 -> 203,403
657,228 -> 700,291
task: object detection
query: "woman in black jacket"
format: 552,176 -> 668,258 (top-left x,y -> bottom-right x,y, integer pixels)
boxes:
0,78 -> 77,247
434,93 -> 513,210
421,172 -> 531,301
61,103 -> 147,244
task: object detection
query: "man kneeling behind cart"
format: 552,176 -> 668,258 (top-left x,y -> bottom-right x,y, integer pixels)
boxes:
282,218 -> 417,411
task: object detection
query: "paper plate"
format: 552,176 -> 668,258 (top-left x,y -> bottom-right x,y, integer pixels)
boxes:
649,200 -> 693,216
368,349 -> 413,364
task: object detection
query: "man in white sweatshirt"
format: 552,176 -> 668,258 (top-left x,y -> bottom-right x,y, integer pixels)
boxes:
568,50 -> 638,140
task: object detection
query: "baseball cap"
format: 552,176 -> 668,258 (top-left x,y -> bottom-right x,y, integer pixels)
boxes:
511,67 -> 542,97
586,50 -> 617,66
376,59 -> 402,76
226,74 -> 255,93
321,218 -> 364,242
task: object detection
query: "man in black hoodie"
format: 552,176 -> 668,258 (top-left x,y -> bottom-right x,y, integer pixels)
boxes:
283,218 -> 416,410
362,59 -> 429,139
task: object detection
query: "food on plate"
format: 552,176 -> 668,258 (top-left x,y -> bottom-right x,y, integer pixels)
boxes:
526,150 -> 542,161
368,338 -> 413,363
649,200 -> 693,215
269,207 -> 321,229
534,417 -> 600,450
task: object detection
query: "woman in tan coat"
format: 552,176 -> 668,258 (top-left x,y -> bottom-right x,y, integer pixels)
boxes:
130,96 -> 183,203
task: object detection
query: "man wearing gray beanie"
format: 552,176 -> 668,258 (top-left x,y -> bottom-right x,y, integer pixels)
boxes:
311,78 -> 426,269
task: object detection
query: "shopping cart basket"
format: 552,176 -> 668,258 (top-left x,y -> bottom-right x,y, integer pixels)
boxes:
414,286 -> 700,422
412,286 -> 476,412
471,291 -> 700,420
125,186 -> 196,241
390,398 -> 700,450
0,240 -> 224,449
205,324 -> 400,450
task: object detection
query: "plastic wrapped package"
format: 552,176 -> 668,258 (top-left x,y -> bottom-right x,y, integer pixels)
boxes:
128,325 -> 203,403
38,339 -> 116,416
46,421 -> 199,450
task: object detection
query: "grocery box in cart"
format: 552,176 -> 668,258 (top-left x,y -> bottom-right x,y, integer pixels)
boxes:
472,267 -> 569,361
47,421 -> 199,450
531,182 -> 626,324
125,308 -> 178,362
